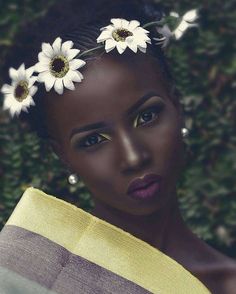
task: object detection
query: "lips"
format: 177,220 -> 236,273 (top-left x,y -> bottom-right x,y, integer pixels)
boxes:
127,173 -> 162,194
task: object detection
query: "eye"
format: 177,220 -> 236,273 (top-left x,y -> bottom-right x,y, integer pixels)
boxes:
134,106 -> 160,127
79,133 -> 104,147
78,133 -> 110,148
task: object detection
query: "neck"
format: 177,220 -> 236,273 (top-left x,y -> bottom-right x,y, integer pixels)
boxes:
91,192 -> 196,266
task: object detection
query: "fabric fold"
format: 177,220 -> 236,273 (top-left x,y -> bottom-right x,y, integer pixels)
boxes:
0,187 -> 211,293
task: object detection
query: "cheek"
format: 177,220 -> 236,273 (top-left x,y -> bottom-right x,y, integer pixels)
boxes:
67,146 -> 115,193
151,115 -> 183,176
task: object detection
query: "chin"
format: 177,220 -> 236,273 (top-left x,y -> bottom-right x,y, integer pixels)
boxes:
118,199 -> 164,216
120,189 -> 174,217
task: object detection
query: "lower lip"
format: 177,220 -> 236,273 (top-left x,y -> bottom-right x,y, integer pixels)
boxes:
127,181 -> 160,201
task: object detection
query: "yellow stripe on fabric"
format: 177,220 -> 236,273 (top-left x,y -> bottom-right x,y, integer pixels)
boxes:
6,187 -> 211,294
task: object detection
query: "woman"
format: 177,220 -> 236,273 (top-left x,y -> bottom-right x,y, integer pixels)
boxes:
0,0 -> 235,293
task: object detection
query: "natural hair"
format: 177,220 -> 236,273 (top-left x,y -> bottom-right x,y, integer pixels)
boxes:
4,0 -> 181,139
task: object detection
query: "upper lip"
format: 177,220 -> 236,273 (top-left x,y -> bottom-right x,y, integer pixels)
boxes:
127,173 -> 162,194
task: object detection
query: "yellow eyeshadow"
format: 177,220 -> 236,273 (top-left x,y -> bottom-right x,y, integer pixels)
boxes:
100,133 -> 112,140
98,111 -> 148,140
133,115 -> 139,127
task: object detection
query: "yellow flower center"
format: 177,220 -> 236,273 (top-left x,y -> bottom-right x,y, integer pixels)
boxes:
50,55 -> 69,78
14,81 -> 29,102
112,28 -> 133,42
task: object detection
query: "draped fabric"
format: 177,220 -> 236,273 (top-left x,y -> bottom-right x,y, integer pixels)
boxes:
0,187 -> 211,293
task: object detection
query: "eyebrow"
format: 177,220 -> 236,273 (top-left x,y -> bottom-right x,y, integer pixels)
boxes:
69,91 -> 160,140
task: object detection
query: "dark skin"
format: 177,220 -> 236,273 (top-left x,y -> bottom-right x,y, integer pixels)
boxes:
42,52 -> 236,293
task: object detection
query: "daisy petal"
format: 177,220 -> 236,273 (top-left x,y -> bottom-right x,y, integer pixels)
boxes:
3,94 -> 13,109
128,20 -> 140,31
1,84 -> 12,94
67,49 -> 80,61
127,43 -> 138,53
54,78 -> 64,95
105,39 -> 116,52
134,32 -> 151,43
121,19 -> 129,29
42,42 -> 54,58
111,18 -> 122,27
29,96 -> 36,106
126,37 -> 138,53
28,77 -> 37,88
174,21 -> 198,40
63,75 -> 75,90
29,85 -> 38,97
10,109 -> 17,117
100,25 -> 114,31
173,30 -> 184,40
45,75 -> 56,92
52,37 -> 62,55
9,68 -> 18,80
69,59 -> 86,70
116,41 -> 127,54
61,40 -> 74,55
97,30 -> 112,43
134,36 -> 147,48
75,70 -> 84,80
18,64 -> 26,79
22,96 -> 34,108
38,52 -> 51,64
176,20 -> 189,32
183,9 -> 198,22
35,62 -> 49,73
137,45 -> 147,53
26,66 -> 35,78
67,70 -> 82,83
38,71 -> 50,83
134,27 -> 150,35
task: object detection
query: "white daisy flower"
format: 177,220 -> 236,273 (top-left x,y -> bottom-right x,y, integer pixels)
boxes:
35,37 -> 86,95
173,9 -> 199,40
1,64 -> 37,117
97,18 -> 152,54
154,8 -> 199,47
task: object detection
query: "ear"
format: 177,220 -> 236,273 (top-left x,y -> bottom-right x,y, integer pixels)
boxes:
48,138 -> 70,169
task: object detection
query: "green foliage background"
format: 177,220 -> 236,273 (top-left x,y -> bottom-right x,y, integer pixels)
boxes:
0,0 -> 235,258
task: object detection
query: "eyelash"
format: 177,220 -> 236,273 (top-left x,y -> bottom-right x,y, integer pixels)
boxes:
77,105 -> 162,149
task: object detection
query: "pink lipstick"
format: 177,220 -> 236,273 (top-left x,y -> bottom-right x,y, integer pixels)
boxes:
127,173 -> 161,200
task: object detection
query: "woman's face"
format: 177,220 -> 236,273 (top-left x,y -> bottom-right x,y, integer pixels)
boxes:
43,52 -> 184,216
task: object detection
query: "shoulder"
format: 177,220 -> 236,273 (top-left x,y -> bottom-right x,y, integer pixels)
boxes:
186,236 -> 236,294
209,259 -> 236,294
194,253 -> 236,294
220,260 -> 236,294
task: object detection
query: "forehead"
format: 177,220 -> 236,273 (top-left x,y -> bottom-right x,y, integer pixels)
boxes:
43,53 -> 170,139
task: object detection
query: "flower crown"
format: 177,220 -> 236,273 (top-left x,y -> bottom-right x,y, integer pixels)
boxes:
1,9 -> 198,117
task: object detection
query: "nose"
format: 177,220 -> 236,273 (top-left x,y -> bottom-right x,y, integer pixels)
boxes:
118,129 -> 152,173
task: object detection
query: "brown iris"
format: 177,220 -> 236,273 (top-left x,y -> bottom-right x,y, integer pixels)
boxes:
14,81 -> 29,102
50,55 -> 69,78
112,28 -> 133,42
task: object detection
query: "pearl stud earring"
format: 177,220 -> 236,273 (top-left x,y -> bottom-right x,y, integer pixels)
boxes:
181,127 -> 189,138
68,174 -> 79,185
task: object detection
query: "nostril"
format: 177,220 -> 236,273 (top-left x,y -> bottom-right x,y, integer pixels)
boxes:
143,150 -> 151,162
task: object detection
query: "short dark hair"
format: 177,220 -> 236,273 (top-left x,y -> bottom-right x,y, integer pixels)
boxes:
4,0 -> 180,139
